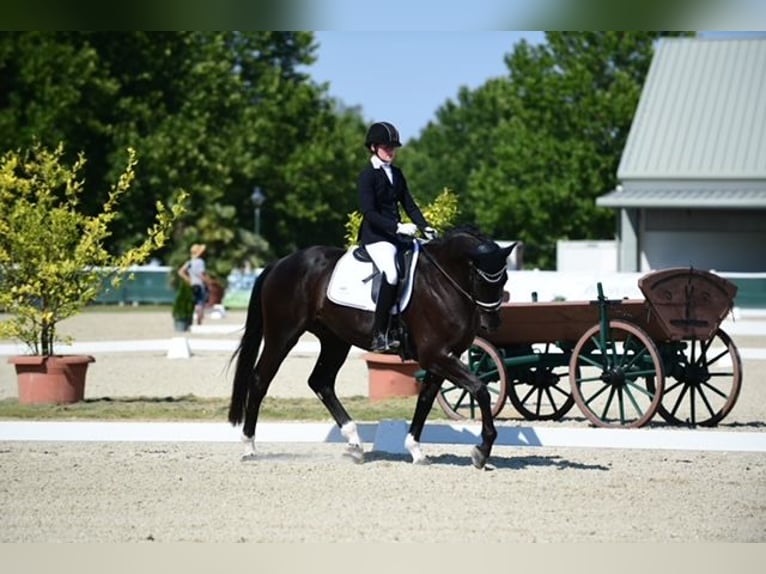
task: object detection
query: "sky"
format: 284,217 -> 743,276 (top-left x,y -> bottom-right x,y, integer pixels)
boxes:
306,30 -> 766,144
307,31 -> 545,143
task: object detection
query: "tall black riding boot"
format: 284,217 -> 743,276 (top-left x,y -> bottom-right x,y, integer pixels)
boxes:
370,280 -> 400,352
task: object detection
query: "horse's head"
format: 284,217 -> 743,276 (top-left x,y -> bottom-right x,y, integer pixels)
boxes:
467,240 -> 515,333
420,227 -> 515,334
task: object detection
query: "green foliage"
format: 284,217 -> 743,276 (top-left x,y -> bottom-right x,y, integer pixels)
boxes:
0,31 -> 365,277
172,281 -> 195,322
343,210 -> 364,248
0,31 -> 690,272
168,202 -> 273,288
422,187 -> 459,229
344,187 -> 460,248
402,32 -> 679,268
0,144 -> 187,355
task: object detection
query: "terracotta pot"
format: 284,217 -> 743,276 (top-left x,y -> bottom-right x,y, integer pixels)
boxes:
363,352 -> 421,401
206,280 -> 224,307
9,355 -> 95,405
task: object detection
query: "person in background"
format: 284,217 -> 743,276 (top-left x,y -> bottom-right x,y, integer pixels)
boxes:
357,121 -> 437,352
178,243 -> 210,326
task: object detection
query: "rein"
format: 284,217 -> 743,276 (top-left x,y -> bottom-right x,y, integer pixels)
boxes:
420,244 -> 506,311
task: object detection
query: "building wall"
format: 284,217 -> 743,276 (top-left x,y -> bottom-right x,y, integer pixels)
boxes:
641,230 -> 766,272
640,209 -> 766,272
557,240 -> 617,272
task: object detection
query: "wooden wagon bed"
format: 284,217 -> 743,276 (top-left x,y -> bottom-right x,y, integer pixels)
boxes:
434,267 -> 742,429
490,267 -> 737,346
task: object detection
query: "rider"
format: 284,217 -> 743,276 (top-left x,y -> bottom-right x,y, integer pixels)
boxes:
357,121 -> 437,352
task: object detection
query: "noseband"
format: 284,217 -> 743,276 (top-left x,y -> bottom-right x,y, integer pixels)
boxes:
469,263 -> 507,311
473,264 -> 507,304
421,246 -> 506,311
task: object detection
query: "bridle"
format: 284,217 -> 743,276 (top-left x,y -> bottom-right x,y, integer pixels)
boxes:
420,243 -> 506,311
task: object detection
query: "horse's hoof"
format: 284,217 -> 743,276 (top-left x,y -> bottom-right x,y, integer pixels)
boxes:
413,456 -> 431,466
241,453 -> 257,462
470,446 -> 487,469
342,444 -> 365,464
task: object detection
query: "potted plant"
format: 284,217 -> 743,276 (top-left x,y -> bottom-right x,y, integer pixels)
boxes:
344,188 -> 459,400
0,144 -> 187,404
172,281 -> 195,332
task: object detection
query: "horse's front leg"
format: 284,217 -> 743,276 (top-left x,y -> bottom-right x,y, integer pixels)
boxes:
424,355 -> 497,469
466,383 -> 496,469
405,371 -> 443,464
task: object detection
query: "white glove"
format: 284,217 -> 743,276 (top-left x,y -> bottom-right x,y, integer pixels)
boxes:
422,226 -> 438,240
396,222 -> 418,236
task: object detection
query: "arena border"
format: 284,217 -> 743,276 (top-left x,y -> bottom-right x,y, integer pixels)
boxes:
1,420 -> 764,454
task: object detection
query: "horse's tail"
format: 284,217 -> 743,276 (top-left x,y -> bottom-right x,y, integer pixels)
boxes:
228,263 -> 273,426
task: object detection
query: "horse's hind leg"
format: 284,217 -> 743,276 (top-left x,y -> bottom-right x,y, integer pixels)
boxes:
307,335 -> 363,462
241,338 -> 298,459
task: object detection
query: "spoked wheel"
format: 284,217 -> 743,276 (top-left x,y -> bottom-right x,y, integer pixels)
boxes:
506,343 -> 575,421
569,320 -> 664,428
437,337 -> 508,421
656,329 -> 742,427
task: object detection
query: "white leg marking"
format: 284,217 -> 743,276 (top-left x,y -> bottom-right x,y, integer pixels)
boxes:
341,421 -> 362,446
241,433 -> 256,461
341,421 -> 364,463
405,433 -> 430,465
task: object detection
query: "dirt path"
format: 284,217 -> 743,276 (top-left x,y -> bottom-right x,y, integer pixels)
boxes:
0,440 -> 763,542
1,309 -> 765,542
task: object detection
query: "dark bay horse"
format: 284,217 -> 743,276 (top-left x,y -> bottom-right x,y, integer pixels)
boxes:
228,227 -> 515,469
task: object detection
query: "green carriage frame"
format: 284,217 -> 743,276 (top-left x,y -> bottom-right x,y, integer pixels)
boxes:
427,267 -> 742,429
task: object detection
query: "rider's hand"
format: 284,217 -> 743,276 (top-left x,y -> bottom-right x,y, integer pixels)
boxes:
422,226 -> 438,240
396,222 -> 418,237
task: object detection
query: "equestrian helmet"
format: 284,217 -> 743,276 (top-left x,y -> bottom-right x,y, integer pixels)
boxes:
365,121 -> 402,149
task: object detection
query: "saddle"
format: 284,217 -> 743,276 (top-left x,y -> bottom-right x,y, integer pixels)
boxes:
326,241 -> 421,357
350,244 -> 416,303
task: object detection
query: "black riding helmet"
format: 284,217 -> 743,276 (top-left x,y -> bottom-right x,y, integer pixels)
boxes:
365,121 -> 402,149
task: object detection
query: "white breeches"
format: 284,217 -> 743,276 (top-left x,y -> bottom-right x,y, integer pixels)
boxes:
365,241 -> 398,285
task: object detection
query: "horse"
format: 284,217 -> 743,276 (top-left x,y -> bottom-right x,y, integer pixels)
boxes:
228,226 -> 516,469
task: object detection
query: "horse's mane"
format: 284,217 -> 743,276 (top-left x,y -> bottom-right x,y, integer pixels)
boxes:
428,225 -> 490,254
441,224 -> 490,242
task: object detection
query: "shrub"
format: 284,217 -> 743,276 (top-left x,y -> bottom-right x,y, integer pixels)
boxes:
343,187 -> 459,247
0,144 -> 187,355
172,281 -> 196,323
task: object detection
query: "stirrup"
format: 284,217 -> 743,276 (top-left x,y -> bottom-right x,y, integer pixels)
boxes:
371,332 -> 400,352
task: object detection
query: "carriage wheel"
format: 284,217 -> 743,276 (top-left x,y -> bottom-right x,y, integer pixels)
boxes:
569,320 -> 664,428
436,337 -> 508,421
656,329 -> 742,427
506,343 -> 576,421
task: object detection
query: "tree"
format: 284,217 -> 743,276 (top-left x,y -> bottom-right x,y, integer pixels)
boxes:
403,32 -> 679,268
400,76 -> 521,214
252,97 -> 367,254
0,31 -> 367,280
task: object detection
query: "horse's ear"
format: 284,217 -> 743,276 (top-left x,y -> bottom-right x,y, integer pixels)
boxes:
473,241 -> 517,259
501,242 -> 517,258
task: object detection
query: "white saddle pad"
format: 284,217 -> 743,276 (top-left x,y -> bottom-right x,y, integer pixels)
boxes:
327,243 -> 420,312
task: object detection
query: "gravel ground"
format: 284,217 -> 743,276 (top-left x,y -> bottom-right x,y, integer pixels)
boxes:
1,309 -> 765,542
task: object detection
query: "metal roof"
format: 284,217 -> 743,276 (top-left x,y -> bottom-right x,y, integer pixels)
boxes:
617,37 -> 766,181
597,187 -> 766,208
